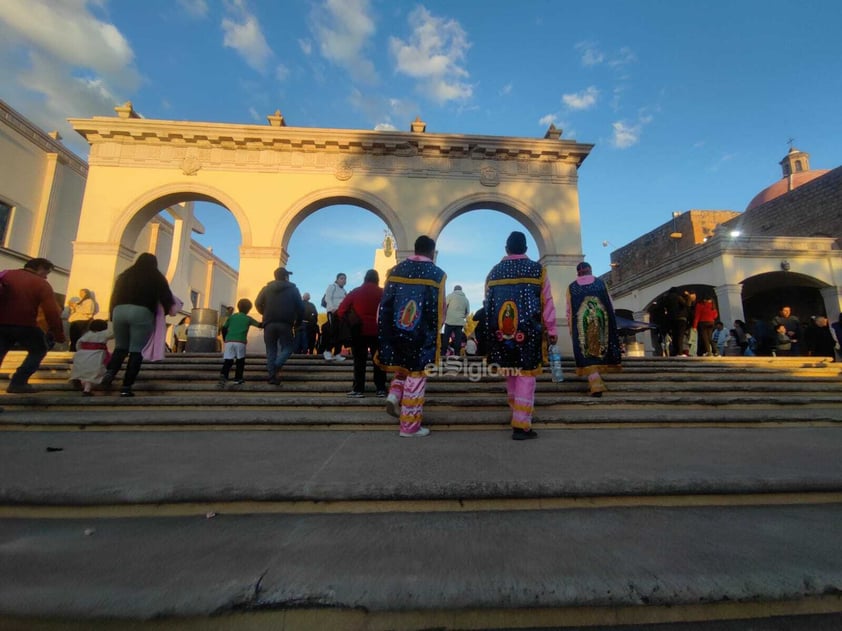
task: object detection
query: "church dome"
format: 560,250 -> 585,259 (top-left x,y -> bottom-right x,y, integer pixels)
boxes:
746,147 -> 829,211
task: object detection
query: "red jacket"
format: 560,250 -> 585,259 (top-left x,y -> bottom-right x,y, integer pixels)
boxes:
693,300 -> 719,328
337,281 -> 383,337
0,268 -> 65,341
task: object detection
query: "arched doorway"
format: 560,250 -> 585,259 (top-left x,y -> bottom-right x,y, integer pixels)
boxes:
742,271 -> 829,323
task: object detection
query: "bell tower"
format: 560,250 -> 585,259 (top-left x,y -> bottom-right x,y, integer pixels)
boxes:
779,144 -> 810,177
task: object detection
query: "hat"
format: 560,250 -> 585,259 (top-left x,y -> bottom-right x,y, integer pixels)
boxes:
576,261 -> 592,275
505,231 -> 527,254
274,266 -> 293,280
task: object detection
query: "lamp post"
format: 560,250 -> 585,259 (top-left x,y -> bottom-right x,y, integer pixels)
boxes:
602,240 -> 619,270
670,211 -> 683,254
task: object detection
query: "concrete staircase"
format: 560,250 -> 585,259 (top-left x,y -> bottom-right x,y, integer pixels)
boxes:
1,351 -> 841,630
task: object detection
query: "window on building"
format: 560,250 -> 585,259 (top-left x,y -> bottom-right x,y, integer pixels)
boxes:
795,160 -> 803,172
190,290 -> 199,309
782,163 -> 791,176
0,201 -> 12,246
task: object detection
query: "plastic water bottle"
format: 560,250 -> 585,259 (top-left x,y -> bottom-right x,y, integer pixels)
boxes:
548,343 -> 564,383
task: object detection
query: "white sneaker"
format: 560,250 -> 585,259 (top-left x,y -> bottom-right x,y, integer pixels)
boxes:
334,355 -> 346,362
400,427 -> 430,438
323,351 -> 333,361
385,393 -> 400,418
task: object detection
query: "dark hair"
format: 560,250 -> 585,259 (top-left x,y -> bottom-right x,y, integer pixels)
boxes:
414,235 -> 436,257
88,318 -> 108,332
364,269 -> 379,284
133,252 -> 160,272
336,272 -> 346,280
505,231 -> 528,255
24,257 -> 54,272
237,298 -> 252,313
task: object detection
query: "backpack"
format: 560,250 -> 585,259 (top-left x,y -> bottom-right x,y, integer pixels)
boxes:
320,293 -> 327,308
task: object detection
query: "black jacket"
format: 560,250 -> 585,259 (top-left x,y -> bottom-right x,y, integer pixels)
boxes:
255,280 -> 304,326
110,268 -> 174,317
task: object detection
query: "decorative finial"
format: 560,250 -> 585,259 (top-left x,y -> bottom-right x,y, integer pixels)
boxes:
410,116 -> 426,133
47,131 -> 62,141
544,123 -> 562,140
114,101 -> 139,119
267,110 -> 287,127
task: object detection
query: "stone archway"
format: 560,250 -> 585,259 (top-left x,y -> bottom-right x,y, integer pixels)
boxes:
67,104 -> 593,352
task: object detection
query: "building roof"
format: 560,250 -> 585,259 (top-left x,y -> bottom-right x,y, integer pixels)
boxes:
726,165 -> 842,239
745,169 -> 831,211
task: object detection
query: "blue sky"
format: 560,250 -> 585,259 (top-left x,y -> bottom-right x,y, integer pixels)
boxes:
2,0 -> 841,310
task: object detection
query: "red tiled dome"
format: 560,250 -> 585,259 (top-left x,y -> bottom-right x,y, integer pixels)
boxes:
746,169 -> 830,211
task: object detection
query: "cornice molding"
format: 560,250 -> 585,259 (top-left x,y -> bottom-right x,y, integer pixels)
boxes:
69,116 -> 592,184
1,100 -> 88,178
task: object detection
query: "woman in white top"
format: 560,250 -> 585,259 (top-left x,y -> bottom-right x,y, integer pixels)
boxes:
68,288 -> 98,351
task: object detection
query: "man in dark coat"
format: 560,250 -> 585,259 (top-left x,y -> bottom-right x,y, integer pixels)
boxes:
255,267 -> 304,385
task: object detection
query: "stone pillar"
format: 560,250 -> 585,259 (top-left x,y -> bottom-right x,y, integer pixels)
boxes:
239,246 -> 285,353
715,283 -> 745,329
163,203 -> 197,308
538,253 -> 581,356
820,286 -> 842,324
32,154 -> 60,258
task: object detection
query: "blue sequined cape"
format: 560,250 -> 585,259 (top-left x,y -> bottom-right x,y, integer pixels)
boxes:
484,257 -> 547,375
375,259 -> 446,375
567,278 -> 622,375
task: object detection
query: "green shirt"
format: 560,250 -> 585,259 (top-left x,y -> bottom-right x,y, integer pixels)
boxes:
223,312 -> 260,343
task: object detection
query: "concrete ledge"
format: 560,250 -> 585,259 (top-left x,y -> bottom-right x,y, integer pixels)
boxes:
1,505 -> 841,622
1,427 -> 841,506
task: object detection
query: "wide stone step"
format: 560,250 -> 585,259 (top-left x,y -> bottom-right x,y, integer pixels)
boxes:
2,427 -> 840,509
3,406 -> 842,429
2,505 -> 841,628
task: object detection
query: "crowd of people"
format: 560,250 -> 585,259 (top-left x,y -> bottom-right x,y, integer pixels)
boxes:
2,242 -> 839,434
652,289 -> 841,359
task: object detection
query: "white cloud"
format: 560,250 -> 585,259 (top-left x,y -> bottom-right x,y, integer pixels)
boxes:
612,121 -> 639,148
389,6 -> 472,104
539,113 -> 557,126
275,63 -> 290,81
312,0 -> 377,84
0,0 -> 139,89
374,122 -> 398,131
298,38 -> 312,56
177,0 -> 208,19
248,106 -> 260,121
0,0 -> 146,154
575,41 -> 604,66
575,41 -> 636,69
608,46 -> 637,68
499,82 -> 513,96
562,86 -> 598,110
221,2 -> 273,73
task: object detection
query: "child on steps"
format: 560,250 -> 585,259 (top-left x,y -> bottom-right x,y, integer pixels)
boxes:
218,298 -> 262,388
70,319 -> 112,395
